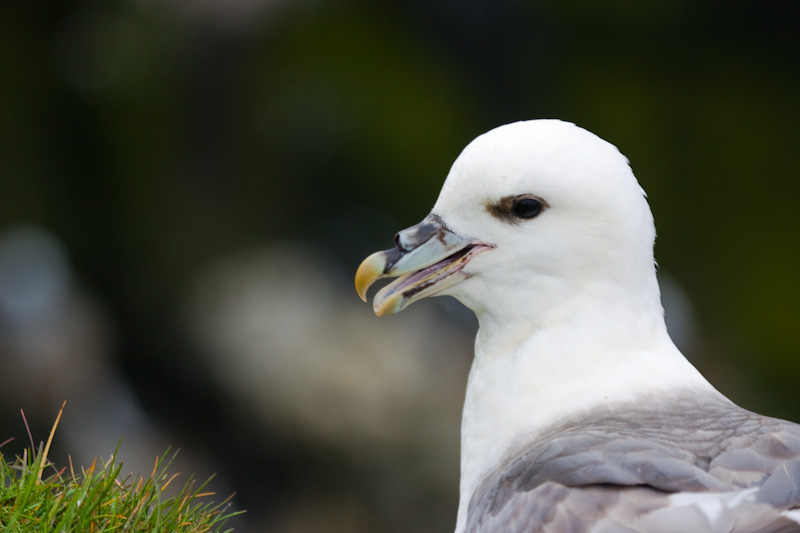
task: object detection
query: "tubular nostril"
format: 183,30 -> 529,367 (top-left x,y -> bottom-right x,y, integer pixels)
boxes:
395,222 -> 437,253
394,233 -> 409,252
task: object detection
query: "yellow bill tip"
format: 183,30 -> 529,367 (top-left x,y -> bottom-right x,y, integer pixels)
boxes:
355,251 -> 388,302
374,292 -> 403,316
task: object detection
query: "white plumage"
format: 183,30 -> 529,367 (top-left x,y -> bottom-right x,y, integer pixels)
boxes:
355,120 -> 800,532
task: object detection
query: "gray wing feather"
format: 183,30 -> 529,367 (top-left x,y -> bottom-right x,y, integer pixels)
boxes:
757,460 -> 800,507
466,394 -> 800,533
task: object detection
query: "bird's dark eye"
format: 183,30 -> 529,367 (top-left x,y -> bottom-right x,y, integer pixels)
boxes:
486,194 -> 548,223
511,197 -> 544,219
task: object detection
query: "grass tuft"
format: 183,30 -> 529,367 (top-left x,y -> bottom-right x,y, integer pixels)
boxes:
0,402 -> 243,532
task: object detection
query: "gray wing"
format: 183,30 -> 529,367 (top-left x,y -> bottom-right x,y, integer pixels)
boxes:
466,394 -> 800,533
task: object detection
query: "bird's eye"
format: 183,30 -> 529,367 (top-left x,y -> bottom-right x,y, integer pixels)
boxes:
511,197 -> 544,219
486,194 -> 547,223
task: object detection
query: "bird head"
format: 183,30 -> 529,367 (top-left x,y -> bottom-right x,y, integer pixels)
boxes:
356,120 -> 660,331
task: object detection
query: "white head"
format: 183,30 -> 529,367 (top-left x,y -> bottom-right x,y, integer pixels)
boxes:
436,120 -> 658,323
356,120 -> 664,351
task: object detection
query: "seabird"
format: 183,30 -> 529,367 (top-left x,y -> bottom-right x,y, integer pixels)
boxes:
354,120 -> 800,532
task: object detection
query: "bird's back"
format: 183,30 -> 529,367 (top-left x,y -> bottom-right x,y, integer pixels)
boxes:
466,393 -> 800,533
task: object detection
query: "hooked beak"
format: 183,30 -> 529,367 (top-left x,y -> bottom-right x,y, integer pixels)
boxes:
355,214 -> 494,316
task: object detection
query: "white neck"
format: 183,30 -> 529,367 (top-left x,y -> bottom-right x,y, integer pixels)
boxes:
452,279 -> 719,533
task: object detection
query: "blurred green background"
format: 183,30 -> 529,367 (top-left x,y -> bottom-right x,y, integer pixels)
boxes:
1,1 -> 799,531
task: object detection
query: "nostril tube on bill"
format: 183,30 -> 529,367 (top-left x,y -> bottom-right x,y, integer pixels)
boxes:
395,220 -> 438,252
393,232 -> 408,252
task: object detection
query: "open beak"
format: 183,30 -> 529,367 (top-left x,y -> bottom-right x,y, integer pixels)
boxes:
355,214 -> 494,316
